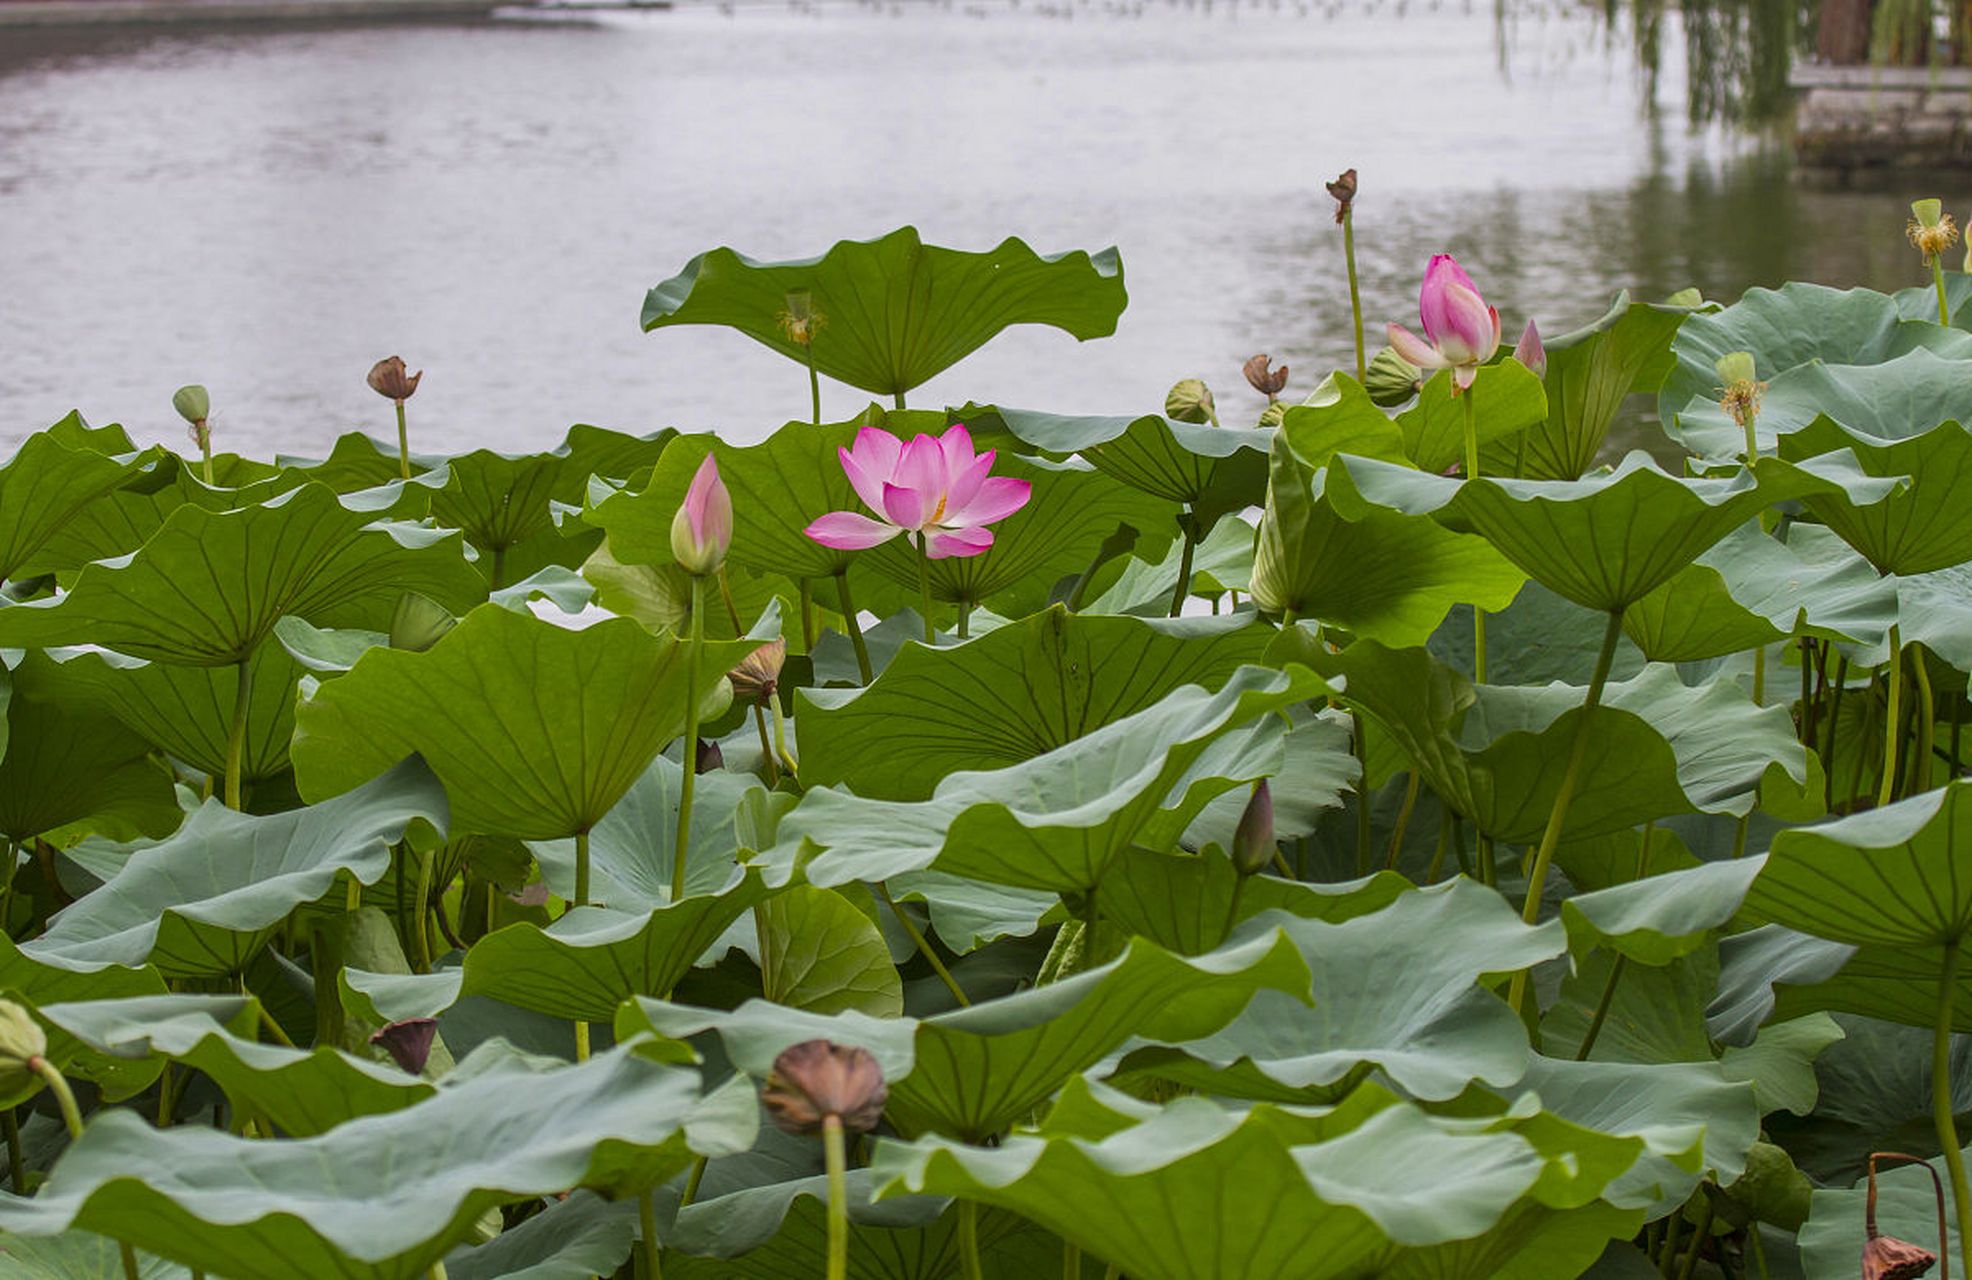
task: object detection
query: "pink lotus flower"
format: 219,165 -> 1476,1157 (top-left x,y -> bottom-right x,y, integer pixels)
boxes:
1386,254 -> 1502,392
1514,319 -> 1545,379
804,425 -> 1031,559
670,454 -> 732,575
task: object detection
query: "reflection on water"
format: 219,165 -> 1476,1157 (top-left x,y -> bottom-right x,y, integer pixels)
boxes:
0,1 -> 1966,459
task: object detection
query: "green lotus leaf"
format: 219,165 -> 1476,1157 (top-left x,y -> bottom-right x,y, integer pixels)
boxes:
0,937 -> 167,1108
0,655 -> 178,845
1427,580 -> 1645,687
872,1081 -> 1639,1280
1658,280 -> 1972,427
1305,643 -> 1807,842
765,665 -> 1321,894
1543,947 -> 1718,1065
1117,879 -> 1562,1103
1781,423 -> 1972,576
530,754 -> 767,905
1396,360 -> 1547,476
1707,925 -> 1857,1046
665,1169 -> 960,1278
1250,439 -> 1525,644
37,994 -> 429,1136
640,228 -> 1126,398
0,1046 -> 758,1280
0,431 -> 152,585
1560,859 -> 1766,966
795,607 -> 1273,800
625,926 -> 1309,1141
1079,510 -> 1256,615
1507,293 -> 1687,480
276,432 -> 440,491
1181,708 -> 1357,848
1670,347 -> 1972,459
1096,847 -> 1408,954
1324,451 -> 1835,612
24,757 -> 445,977
292,604 -> 754,839
0,1232 -> 183,1279
1719,1012 -> 1844,1118
0,483 -> 483,665
1765,1013 -> 1972,1184
986,404 -> 1272,512
880,872 -> 1061,953
1764,942 -> 1972,1034
1274,374 -> 1412,471
755,884 -> 902,1017
1798,1136 -> 1968,1278
443,1190 -> 636,1280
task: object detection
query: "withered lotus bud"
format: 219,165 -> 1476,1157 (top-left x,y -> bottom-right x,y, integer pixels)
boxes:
369,1017 -> 440,1075
1243,354 -> 1288,400
695,737 -> 724,774
367,356 -> 423,403
1863,1152 -> 1944,1280
1165,378 -> 1218,426
1326,168 -> 1358,224
0,1000 -> 48,1093
729,638 -> 787,705
761,1039 -> 887,1136
1230,780 -> 1275,878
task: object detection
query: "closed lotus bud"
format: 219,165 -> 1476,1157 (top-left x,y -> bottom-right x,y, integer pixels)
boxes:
389,592 -> 456,653
729,638 -> 786,705
1325,167 -> 1358,225
172,384 -> 210,426
369,1017 -> 439,1075
670,455 -> 733,576
0,1000 -> 47,1092
1513,320 -> 1546,379
1908,199 -> 1960,264
367,356 -> 423,403
1364,346 -> 1422,407
761,1039 -> 888,1136
1243,354 -> 1289,400
1231,780 -> 1275,877
1165,378 -> 1219,426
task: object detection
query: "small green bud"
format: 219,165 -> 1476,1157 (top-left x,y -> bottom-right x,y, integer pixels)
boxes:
0,999 -> 48,1092
172,384 -> 210,425
1165,378 -> 1218,426
1663,286 -> 1705,308
1714,351 -> 1757,387
1230,780 -> 1275,877
1364,346 -> 1421,407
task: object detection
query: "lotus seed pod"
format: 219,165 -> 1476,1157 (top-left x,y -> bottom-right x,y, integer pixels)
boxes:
1862,1234 -> 1937,1280
1165,378 -> 1218,426
761,1039 -> 888,1136
171,384 -> 210,426
728,638 -> 787,705
1364,346 -> 1422,407
0,1000 -> 46,1092
1907,200 -> 1960,262
1230,780 -> 1275,877
1714,352 -> 1757,387
367,356 -> 423,403
1913,198 -> 1946,228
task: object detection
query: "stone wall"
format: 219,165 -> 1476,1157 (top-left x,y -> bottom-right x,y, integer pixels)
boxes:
1793,64 -> 1972,173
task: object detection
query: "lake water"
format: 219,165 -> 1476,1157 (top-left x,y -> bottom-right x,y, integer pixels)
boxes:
0,0 -> 1964,458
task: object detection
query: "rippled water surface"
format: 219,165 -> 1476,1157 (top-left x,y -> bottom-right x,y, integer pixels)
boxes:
0,1 -> 1963,455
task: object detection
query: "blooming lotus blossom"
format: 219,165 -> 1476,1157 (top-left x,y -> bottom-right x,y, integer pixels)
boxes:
670,454 -> 732,576
1386,254 -> 1502,392
805,425 -> 1030,559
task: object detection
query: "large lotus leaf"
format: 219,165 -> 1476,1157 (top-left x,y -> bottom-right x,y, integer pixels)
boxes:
624,927 -> 1309,1142
757,884 -> 902,1017
0,431 -> 150,584
1782,423 -> 1972,576
1507,293 -> 1687,481
795,607 -> 1273,800
1118,880 -> 1563,1103
0,937 -> 166,1108
31,644 -> 300,785
985,404 -> 1271,511
0,656 -> 178,844
0,1046 -> 759,1280
1303,643 -> 1807,842
1275,374 -> 1413,471
1765,1014 -> 1972,1184
24,757 -> 446,978
1396,360 -> 1547,475
1425,580 -> 1646,687
1763,940 -> 1972,1035
1250,440 -> 1525,644
0,1233 -> 184,1279
880,872 -> 1062,953
1706,925 -> 1858,1046
1096,848 -> 1409,954
872,1083 -> 1639,1280
1560,859 -> 1766,966
1658,280 -> 1972,427
1542,947 -> 1718,1066
0,483 -> 483,665
1669,347 -> 1972,459
276,431 -> 441,491
1799,1139 -> 1969,1279
664,1169 -> 962,1279
1324,451 -> 1834,612
1181,708 -> 1358,848
1081,511 -> 1257,615
443,1191 -> 636,1280
640,228 -> 1126,398
38,994 -> 429,1136
292,605 -> 754,838
765,665 -> 1320,894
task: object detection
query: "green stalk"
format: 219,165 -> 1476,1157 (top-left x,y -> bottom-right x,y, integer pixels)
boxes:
574,829 -> 591,910
1882,625 -> 1906,808
681,1155 -> 707,1206
1674,1192 -> 1715,1280
1352,713 -> 1374,876
1914,644 -> 1938,796
394,400 -> 412,482
574,1021 -> 590,1061
798,578 -> 817,651
834,572 -> 873,684
639,1189 -> 664,1279
1461,389 -> 1487,683
770,696 -> 797,781
1574,955 -> 1626,1061
1384,771 -> 1421,871
673,578 -> 706,902
30,1057 -> 82,1140
1343,208 -> 1366,384
824,1117 -> 851,1280
1824,655 -> 1850,808
198,425 -> 214,486
893,391 -> 907,412
1168,511 -> 1197,618
1657,1211 -> 1681,1277
1936,253 -> 1954,326
1424,809 -> 1452,884
1934,933 -> 1972,1280
805,344 -> 822,427
411,843 -> 436,974
224,656 -> 252,810
875,882 -> 970,1007
916,535 -> 937,643
1063,1240 -> 1081,1279
2,1110 -> 23,1189
1508,608 -> 1625,1016
752,704 -> 780,787
120,1243 -> 140,1280
959,1199 -> 985,1280
958,600 -> 972,639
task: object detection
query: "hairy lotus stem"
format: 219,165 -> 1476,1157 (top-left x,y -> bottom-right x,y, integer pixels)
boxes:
753,705 -> 780,787
798,578 -> 817,651
833,572 -> 874,685
1385,771 -> 1421,870
1344,209 -> 1366,384
639,1188 -> 664,1279
1937,255 -> 1954,327
916,534 -> 938,644
824,1115 -> 850,1280
1883,625 -> 1906,809
1936,934 -> 1972,1279
959,1199 -> 985,1280
674,577 -> 706,903
1169,511 -> 1197,618
875,881 -> 970,1007
682,1156 -> 707,1206
770,696 -> 797,780
1508,607 -> 1625,1016
1915,646 -> 1938,797
394,401 -> 412,482
28,1056 -> 82,1140
1461,389 -> 1487,683
224,656 -> 252,810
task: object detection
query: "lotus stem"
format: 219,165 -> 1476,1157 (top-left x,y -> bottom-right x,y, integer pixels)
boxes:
673,578 -> 706,902
255,998 -> 295,1048
1343,208 -> 1366,384
224,655 -> 252,810
1799,638 -> 1814,744
29,1057 -> 83,1140
1063,1241 -> 1081,1279
1825,655 -> 1850,807
824,1116 -> 850,1280
806,346 -> 823,427
1575,955 -> 1626,1061
1508,607 -> 1625,1016
639,1188 -> 664,1279
770,696 -> 797,780
681,1155 -> 707,1206
1384,771 -> 1421,871
1748,1223 -> 1770,1280
1934,933 -> 1972,1280
490,546 -> 507,592
1882,625 -> 1906,808
875,881 -> 970,1007
894,391 -> 907,412
959,1199 -> 985,1280
1424,809 -> 1452,884
753,705 -> 780,787
411,843 -> 436,974
198,434 -> 214,487
1936,254 -> 1954,326
1461,389 -> 1487,684
1752,643 -> 1766,707
120,1243 -> 139,1280
2,1110 -> 23,1189
1915,645 -> 1938,796
916,535 -> 937,644
1168,512 -> 1197,618
958,600 -> 972,639
429,1264 -> 448,1280
799,578 -> 817,651
1353,716 -> 1373,877
1658,1210 -> 1681,1277
1867,1153 -> 1949,1280
574,828 -> 592,912
1673,1191 -> 1714,1280
573,1021 -> 590,1061
394,400 -> 412,482
833,572 -> 873,684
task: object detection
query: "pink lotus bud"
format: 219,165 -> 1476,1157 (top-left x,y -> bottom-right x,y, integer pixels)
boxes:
1514,320 -> 1546,379
1388,254 -> 1502,393
670,454 -> 733,576
1231,780 -> 1275,877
